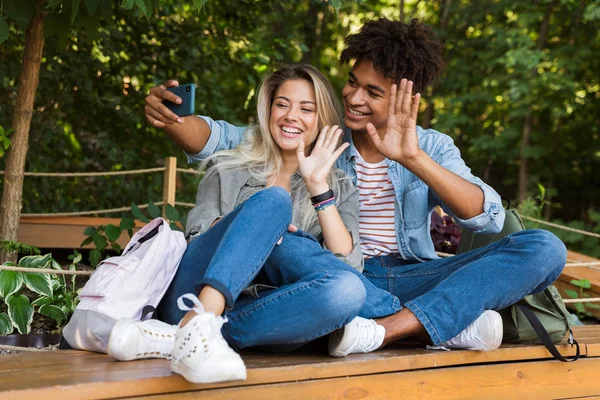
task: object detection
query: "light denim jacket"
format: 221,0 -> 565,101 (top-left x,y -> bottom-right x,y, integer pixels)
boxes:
188,116 -> 505,262
186,156 -> 364,272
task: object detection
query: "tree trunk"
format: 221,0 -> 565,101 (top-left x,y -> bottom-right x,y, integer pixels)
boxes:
301,1 -> 326,68
399,0 -> 405,22
0,10 -> 45,264
517,4 -> 552,202
421,0 -> 453,129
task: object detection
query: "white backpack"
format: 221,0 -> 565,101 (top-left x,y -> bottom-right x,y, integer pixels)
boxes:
63,217 -> 187,353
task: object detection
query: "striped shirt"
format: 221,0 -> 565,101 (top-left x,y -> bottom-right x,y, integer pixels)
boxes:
356,152 -> 398,258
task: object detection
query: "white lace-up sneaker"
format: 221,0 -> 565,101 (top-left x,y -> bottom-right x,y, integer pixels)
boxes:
328,316 -> 385,357
441,310 -> 503,351
108,318 -> 177,361
170,294 -> 247,384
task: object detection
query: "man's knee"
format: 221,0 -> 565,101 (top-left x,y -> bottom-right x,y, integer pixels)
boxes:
517,229 -> 567,281
319,271 -> 366,319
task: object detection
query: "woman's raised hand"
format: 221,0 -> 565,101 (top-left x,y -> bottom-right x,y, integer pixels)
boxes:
144,80 -> 184,128
297,125 -> 349,196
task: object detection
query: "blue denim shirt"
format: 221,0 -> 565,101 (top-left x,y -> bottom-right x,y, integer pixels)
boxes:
187,116 -> 505,261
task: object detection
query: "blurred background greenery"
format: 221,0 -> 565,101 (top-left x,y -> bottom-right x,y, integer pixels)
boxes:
0,0 -> 599,255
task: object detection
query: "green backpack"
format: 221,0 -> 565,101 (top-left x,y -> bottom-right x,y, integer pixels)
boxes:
457,202 -> 580,362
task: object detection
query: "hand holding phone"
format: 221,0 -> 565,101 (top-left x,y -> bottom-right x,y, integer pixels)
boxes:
163,83 -> 196,117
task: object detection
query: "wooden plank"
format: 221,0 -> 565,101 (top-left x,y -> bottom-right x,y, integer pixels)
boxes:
555,280 -> 600,319
569,326 -> 600,339
17,217 -> 144,249
567,251 -> 600,264
560,266 -> 600,293
162,157 -> 177,213
557,251 -> 600,318
138,358 -> 600,399
562,251 -> 600,292
560,397 -> 600,400
0,338 -> 587,400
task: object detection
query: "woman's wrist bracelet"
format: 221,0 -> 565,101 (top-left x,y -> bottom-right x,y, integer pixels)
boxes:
314,197 -> 336,212
310,189 -> 334,205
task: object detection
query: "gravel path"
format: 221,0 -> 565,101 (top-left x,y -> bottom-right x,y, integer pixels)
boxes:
0,344 -> 58,355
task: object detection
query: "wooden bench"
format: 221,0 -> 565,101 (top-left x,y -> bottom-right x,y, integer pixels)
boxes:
1,326 -> 599,399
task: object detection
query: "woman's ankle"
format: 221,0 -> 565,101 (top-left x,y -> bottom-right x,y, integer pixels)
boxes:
180,310 -> 199,328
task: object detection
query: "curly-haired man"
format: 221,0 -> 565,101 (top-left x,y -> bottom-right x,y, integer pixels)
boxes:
143,18 -> 567,356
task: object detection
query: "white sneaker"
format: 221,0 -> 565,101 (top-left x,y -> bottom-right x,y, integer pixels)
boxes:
170,294 -> 247,384
441,310 -> 503,351
328,316 -> 385,357
108,318 -> 177,361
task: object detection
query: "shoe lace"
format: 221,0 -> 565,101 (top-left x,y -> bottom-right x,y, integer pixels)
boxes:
352,318 -> 379,352
446,328 -> 474,346
174,294 -> 231,361
177,293 -> 230,326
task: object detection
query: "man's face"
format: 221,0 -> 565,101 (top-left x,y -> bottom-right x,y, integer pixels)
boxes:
341,59 -> 394,134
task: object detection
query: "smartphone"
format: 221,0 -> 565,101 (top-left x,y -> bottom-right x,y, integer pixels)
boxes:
164,83 -> 195,117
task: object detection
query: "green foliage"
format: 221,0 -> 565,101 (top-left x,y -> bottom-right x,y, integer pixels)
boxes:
0,240 -> 40,256
0,0 -> 207,45
0,0 -> 598,261
564,279 -> 600,319
517,184 -> 547,229
0,253 -> 80,335
82,202 -> 184,267
6,294 -> 34,334
0,124 -> 13,157
0,312 -> 12,335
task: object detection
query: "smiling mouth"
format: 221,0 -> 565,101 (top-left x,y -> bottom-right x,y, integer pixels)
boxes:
347,107 -> 369,117
281,126 -> 302,137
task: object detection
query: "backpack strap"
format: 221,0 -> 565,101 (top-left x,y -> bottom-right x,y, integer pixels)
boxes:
516,304 -> 580,362
122,219 -> 163,256
141,305 -> 157,321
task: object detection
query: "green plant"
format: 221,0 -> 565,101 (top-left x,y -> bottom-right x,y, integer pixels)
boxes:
564,278 -> 600,319
0,253 -> 80,335
517,183 -> 548,229
82,202 -> 185,267
0,240 -> 41,256
0,124 -> 13,157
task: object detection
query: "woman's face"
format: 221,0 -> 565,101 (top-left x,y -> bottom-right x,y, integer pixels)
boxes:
269,79 -> 318,154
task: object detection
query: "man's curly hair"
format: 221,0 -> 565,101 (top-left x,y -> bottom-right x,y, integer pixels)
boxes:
340,18 -> 445,93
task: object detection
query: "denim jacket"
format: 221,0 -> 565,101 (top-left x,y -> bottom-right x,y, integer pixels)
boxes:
186,156 -> 364,272
187,116 -> 505,262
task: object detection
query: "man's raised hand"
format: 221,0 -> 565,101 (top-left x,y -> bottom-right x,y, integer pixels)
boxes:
366,79 -> 421,164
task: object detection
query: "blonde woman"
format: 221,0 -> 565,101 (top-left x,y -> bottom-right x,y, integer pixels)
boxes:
108,65 -> 402,384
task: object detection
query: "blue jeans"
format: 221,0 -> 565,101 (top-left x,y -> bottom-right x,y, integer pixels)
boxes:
158,187 -> 400,351
363,229 -> 567,345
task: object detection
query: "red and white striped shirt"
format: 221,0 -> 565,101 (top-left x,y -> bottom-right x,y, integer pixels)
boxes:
355,152 -> 398,258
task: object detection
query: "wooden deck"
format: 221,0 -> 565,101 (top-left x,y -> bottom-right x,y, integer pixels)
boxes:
1,326 -> 599,399
12,217 -> 600,398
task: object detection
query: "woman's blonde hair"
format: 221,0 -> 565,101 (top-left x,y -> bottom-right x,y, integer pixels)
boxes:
201,64 -> 344,231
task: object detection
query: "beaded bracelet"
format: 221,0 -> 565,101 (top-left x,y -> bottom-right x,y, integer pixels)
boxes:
314,197 -> 336,212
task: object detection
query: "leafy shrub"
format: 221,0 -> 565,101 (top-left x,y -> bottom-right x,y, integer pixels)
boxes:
0,124 -> 13,158
564,279 -> 600,319
0,253 -> 80,335
82,202 -> 185,267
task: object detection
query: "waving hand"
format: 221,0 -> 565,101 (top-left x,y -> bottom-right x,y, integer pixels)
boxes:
297,125 -> 349,195
366,79 -> 421,164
